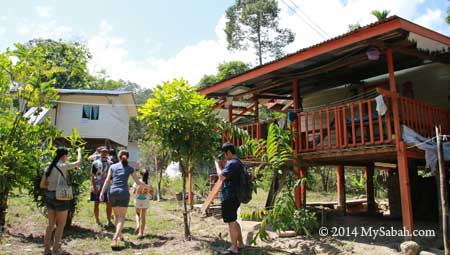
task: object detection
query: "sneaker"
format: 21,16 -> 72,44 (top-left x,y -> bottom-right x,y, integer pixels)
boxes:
107,221 -> 114,228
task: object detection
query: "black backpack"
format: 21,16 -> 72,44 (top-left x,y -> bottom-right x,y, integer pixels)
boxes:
236,160 -> 254,204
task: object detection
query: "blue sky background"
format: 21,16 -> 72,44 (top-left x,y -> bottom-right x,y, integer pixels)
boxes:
0,0 -> 448,87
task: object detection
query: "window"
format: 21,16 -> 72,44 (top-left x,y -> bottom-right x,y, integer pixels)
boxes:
82,105 -> 100,120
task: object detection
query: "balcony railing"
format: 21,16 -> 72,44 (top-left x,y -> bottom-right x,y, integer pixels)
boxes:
291,91 -> 450,153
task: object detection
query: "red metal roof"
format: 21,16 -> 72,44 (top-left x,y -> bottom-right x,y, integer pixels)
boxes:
199,16 -> 450,96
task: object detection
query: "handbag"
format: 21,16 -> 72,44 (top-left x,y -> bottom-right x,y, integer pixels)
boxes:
55,166 -> 73,201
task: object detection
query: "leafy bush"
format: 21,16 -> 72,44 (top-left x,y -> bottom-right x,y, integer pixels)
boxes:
240,209 -> 268,221
193,174 -> 210,200
254,191 -> 319,242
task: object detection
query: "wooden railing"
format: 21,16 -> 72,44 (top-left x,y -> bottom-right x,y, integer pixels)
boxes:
223,121 -> 262,147
292,96 -> 394,153
398,96 -> 450,137
292,92 -> 450,153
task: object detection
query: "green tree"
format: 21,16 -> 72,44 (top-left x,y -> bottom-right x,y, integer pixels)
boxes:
197,74 -> 218,89
371,10 -> 391,21
139,78 -> 222,240
0,44 -> 61,230
197,61 -> 250,88
225,0 -> 295,65
25,39 -> 91,89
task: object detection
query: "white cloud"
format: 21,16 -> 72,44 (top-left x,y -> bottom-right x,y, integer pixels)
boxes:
9,0 -> 447,89
16,19 -> 76,39
36,6 -> 52,18
87,18 -> 254,88
0,27 -> 6,37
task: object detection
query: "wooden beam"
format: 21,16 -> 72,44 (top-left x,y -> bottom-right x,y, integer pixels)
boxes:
337,166 -> 346,216
231,102 -> 257,122
387,48 -> 402,150
256,95 -> 293,100
397,141 -> 414,236
214,98 -> 227,110
201,179 -> 223,215
365,164 -> 375,215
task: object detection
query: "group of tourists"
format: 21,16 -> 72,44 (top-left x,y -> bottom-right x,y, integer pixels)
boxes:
39,142 -> 245,255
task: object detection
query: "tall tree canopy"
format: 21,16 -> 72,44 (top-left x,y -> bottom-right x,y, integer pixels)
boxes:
25,39 -> 91,89
197,61 -> 250,88
225,0 -> 295,65
139,78 -> 222,240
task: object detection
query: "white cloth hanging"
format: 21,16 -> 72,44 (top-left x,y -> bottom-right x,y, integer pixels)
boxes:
375,95 -> 387,116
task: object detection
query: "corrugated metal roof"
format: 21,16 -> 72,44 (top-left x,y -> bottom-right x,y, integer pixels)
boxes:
199,16 -> 402,91
58,89 -> 133,95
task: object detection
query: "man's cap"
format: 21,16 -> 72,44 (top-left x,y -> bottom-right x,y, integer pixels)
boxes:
218,142 -> 235,158
100,146 -> 109,152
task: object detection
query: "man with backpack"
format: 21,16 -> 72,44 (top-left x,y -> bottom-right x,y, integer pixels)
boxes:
215,142 -> 245,254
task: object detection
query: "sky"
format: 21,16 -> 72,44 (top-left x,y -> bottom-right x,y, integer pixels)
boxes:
0,0 -> 449,88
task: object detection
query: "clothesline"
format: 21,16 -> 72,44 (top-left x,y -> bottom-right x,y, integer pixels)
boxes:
406,134 -> 450,149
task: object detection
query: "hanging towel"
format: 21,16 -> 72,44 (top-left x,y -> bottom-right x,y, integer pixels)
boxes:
375,95 -> 387,116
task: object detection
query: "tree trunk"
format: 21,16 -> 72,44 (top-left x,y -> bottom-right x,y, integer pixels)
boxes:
155,155 -> 161,201
265,172 -> 280,208
436,127 -> 449,254
180,161 -> 191,240
320,168 -> 330,192
0,186 -> 9,233
257,15 -> 263,65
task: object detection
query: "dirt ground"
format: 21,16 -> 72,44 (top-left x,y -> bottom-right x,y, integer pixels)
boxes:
0,190 -> 444,254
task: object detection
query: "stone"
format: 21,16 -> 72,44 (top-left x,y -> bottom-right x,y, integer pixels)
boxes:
418,251 -> 436,255
400,241 -> 421,255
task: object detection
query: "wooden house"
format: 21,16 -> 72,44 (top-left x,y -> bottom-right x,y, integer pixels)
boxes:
198,16 -> 450,234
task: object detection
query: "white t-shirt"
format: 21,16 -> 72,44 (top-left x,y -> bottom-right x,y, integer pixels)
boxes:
133,180 -> 152,209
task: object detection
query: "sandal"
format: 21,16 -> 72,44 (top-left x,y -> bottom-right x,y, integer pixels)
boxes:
111,239 -> 118,249
43,250 -> 52,255
52,248 -> 71,255
137,234 -> 144,240
218,248 -> 239,254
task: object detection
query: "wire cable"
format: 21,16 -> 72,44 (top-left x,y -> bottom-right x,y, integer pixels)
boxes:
286,0 -> 331,39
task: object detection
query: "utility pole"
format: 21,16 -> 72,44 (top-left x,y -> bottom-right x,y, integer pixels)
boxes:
436,126 -> 449,255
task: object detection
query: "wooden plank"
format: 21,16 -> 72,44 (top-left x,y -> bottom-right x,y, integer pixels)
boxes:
201,179 -> 223,215
337,166 -> 346,215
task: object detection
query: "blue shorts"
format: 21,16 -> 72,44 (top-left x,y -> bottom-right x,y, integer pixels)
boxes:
90,191 -> 108,202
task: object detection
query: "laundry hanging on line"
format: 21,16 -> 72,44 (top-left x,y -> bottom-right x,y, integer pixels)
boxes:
402,125 -> 450,174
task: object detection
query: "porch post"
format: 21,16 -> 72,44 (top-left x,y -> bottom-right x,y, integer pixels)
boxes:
398,141 -> 414,235
255,98 -> 261,139
292,79 -> 303,208
337,165 -> 346,215
365,164 -> 375,215
387,48 -> 401,147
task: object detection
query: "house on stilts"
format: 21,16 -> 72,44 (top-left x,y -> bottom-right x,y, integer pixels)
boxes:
198,16 -> 450,234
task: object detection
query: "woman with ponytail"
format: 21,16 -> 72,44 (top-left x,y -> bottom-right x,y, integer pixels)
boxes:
42,147 -> 82,255
132,168 -> 153,239
100,150 -> 151,249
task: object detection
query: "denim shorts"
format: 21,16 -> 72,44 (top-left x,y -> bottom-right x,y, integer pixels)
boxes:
45,191 -> 70,211
109,195 -> 130,207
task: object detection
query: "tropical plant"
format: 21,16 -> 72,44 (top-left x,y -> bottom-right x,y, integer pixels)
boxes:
254,179 -> 319,242
225,0 -> 295,65
0,44 -> 61,231
371,10 -> 390,21
348,23 -> 361,32
139,78 -> 222,240
254,123 -> 292,208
